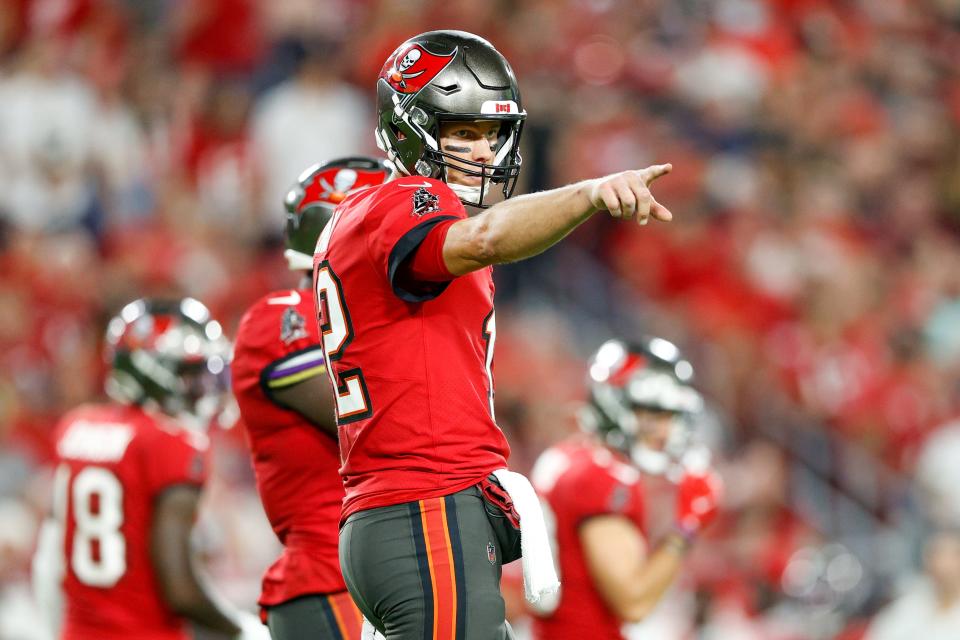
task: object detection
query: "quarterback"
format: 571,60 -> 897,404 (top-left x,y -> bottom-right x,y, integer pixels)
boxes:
531,338 -> 721,639
314,30 -> 673,639
32,298 -> 267,640
231,157 -> 390,639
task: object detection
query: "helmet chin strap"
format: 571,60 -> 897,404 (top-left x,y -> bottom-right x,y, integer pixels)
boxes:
174,410 -> 208,433
446,181 -> 483,205
632,440 -> 712,481
631,443 -> 671,476
443,164 -> 486,205
284,249 -> 314,271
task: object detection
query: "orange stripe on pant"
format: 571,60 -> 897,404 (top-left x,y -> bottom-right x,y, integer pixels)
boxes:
328,590 -> 363,640
419,498 -> 459,640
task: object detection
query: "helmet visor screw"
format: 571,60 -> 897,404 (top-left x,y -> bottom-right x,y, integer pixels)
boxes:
411,107 -> 429,126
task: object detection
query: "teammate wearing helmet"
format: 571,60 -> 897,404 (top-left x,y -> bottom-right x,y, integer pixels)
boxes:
31,298 -> 268,640
314,30 -> 676,640
231,157 -> 390,640
529,338 -> 722,640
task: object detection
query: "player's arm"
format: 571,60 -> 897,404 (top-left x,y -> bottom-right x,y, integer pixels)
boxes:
32,461 -> 70,636
442,164 -> 672,275
580,517 -> 687,623
268,374 -> 336,437
31,517 -> 65,636
151,485 -> 244,636
260,345 -> 336,437
580,469 -> 721,623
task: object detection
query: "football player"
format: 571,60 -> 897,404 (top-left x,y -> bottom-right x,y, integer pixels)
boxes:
231,157 -> 391,640
530,338 -> 722,640
314,30 -> 675,639
31,297 -> 268,640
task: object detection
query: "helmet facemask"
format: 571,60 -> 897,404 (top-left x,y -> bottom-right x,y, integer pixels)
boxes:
628,408 -> 694,477
437,116 -> 524,207
165,357 -> 230,432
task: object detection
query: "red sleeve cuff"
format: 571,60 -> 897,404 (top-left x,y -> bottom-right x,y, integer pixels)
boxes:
407,218 -> 456,282
388,217 -> 458,302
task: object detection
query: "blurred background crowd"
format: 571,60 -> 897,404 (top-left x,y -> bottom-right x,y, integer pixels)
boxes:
1,0 -> 959,638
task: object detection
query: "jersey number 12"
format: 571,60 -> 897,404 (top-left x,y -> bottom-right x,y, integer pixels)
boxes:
315,261 -> 373,424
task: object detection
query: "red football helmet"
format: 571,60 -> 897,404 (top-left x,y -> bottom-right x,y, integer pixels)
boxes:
283,157 -> 391,270
104,297 -> 231,431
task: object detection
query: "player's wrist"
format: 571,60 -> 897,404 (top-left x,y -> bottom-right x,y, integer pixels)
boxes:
662,529 -> 693,556
575,178 -> 602,215
665,526 -> 695,553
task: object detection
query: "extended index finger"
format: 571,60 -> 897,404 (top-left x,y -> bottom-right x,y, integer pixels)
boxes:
650,198 -> 672,222
638,163 -> 672,185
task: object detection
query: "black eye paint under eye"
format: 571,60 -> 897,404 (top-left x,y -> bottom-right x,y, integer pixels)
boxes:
443,144 -> 471,153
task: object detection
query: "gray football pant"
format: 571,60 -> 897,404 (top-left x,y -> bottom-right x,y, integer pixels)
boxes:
265,591 -> 363,640
339,484 -> 522,640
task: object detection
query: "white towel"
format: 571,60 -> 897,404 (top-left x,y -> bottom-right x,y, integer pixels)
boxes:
492,468 -> 560,604
361,617 -> 385,640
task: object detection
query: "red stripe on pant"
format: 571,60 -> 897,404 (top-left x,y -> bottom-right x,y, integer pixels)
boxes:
419,498 -> 459,640
327,590 -> 364,639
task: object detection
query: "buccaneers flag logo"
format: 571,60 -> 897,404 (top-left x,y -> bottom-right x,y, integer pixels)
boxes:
380,44 -> 457,94
292,166 -> 387,218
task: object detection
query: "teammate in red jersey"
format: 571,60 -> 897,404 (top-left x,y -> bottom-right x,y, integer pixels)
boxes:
315,30 -> 676,639
530,338 -> 722,640
231,157 -> 390,640
31,298 -> 268,640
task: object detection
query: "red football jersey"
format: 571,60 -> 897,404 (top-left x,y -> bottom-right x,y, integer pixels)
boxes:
531,435 -> 646,640
54,403 -> 208,640
231,288 -> 347,604
313,177 -> 509,519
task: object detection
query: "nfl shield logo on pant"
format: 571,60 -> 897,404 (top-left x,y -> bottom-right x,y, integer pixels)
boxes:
487,541 -> 496,564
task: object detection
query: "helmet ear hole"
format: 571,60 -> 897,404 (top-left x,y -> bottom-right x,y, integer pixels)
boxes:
389,123 -> 407,141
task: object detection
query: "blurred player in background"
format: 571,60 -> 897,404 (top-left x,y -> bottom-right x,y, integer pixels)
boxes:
316,29 -> 674,639
31,298 -> 268,640
231,157 -> 391,640
530,338 -> 721,640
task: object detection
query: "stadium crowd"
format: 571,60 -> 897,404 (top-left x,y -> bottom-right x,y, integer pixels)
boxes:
0,0 -> 958,638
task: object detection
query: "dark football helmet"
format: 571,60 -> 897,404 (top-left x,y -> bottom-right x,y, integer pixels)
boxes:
104,298 -> 231,431
284,156 -> 392,270
375,30 -> 526,208
583,337 -> 704,475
